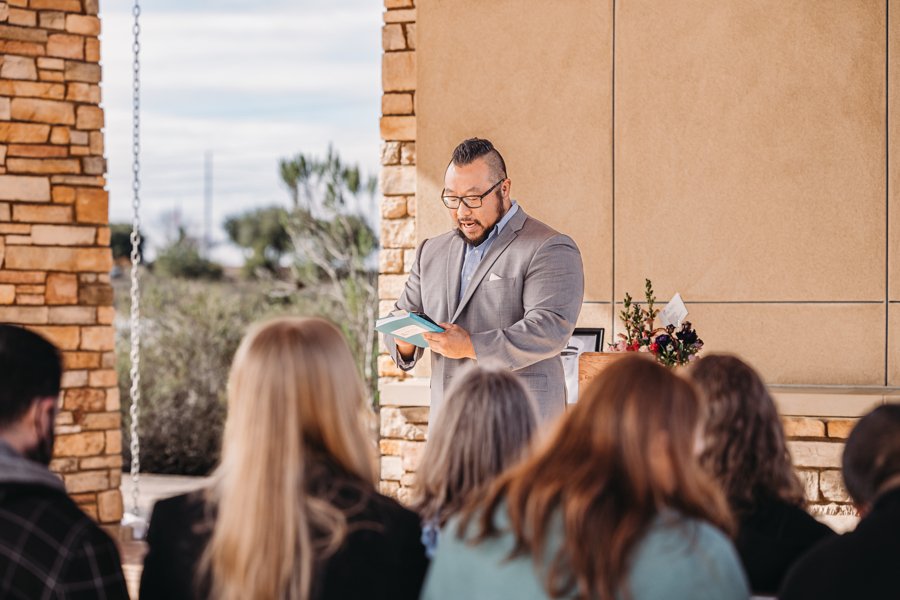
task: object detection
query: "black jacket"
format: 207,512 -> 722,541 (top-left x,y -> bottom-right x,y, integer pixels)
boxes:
779,487 -> 900,600
733,496 -> 834,595
139,463 -> 429,600
0,443 -> 129,600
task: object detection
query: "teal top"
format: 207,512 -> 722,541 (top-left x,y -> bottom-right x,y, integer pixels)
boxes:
422,508 -> 750,600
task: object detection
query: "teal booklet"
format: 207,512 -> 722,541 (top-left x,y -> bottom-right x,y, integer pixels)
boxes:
376,311 -> 444,348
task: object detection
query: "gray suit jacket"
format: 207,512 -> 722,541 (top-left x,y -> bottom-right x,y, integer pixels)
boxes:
385,206 -> 584,421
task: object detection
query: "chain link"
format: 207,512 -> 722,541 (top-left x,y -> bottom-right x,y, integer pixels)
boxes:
128,0 -> 142,520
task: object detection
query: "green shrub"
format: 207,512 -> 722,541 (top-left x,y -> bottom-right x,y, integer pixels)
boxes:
153,229 -> 223,281
109,223 -> 146,262
117,274 -> 301,475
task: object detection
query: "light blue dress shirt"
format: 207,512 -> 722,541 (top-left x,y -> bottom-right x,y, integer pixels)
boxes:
459,201 -> 519,301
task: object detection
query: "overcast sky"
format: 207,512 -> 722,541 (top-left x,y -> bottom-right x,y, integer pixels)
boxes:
99,0 -> 382,264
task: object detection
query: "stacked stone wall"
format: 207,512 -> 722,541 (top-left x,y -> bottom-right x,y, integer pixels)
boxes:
784,416 -> 858,522
377,0 -> 421,502
0,0 -> 122,526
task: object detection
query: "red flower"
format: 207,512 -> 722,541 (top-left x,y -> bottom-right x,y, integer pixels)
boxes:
629,342 -> 640,352
649,342 -> 659,353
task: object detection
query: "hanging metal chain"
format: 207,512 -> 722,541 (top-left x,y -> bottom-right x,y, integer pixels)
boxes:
128,0 -> 143,520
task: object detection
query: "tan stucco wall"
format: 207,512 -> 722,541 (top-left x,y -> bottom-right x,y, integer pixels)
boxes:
416,0 -> 898,387
417,0 -> 614,312
889,0 -> 900,383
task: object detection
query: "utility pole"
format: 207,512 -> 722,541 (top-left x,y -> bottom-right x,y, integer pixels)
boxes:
203,150 -> 213,258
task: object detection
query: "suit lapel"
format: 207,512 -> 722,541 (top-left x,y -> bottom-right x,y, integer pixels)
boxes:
446,233 -> 465,319
451,208 -> 528,323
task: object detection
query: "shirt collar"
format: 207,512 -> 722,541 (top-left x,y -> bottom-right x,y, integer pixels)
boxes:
496,200 -> 519,235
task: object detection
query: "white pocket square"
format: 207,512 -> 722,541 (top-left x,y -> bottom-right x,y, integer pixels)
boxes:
489,273 -> 502,282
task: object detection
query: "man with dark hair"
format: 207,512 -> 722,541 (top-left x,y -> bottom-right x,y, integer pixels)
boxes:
385,137 -> 584,421
0,324 -> 129,599
779,404 -> 900,600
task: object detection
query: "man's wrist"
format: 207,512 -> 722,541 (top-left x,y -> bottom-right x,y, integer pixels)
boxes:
396,340 -> 416,364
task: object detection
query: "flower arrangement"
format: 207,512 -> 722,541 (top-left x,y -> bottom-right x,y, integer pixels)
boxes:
610,279 -> 703,367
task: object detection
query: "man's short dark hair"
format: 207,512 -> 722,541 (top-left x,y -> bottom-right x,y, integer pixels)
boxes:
843,404 -> 900,505
0,325 -> 61,427
450,138 -> 508,181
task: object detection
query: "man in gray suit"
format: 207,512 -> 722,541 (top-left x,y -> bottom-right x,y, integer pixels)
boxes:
386,138 -> 584,421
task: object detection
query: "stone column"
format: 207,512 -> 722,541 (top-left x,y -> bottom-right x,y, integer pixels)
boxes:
783,416 -> 858,529
378,0 -> 425,501
0,0 -> 122,528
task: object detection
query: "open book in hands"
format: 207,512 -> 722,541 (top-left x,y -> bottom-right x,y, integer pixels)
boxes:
375,311 -> 444,348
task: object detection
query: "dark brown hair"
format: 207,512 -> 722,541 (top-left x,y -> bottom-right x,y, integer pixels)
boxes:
450,138 -> 507,181
0,324 -> 61,427
690,354 -> 805,514
843,404 -> 900,506
462,355 -> 733,599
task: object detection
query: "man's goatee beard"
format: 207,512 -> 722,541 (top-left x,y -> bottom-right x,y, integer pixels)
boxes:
456,222 -> 496,247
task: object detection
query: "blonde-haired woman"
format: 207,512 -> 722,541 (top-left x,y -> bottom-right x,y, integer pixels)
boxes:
414,364 -> 539,557
140,317 -> 428,600
422,354 -> 750,600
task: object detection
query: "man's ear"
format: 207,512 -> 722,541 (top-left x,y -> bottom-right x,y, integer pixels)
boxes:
32,397 -> 57,432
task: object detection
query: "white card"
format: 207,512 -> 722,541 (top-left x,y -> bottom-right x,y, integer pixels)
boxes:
393,324 -> 430,338
658,292 -> 688,328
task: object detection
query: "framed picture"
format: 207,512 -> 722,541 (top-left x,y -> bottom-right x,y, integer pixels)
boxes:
572,327 -> 604,353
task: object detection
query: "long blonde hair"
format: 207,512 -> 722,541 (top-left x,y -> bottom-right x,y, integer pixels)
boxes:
201,317 -> 377,600
465,355 -> 733,599
413,364 -> 538,526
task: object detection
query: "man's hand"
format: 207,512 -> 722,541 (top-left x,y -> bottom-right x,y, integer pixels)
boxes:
423,323 -> 476,360
396,339 -> 416,361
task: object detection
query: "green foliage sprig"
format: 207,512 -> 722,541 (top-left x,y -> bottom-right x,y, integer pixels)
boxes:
610,279 -> 703,367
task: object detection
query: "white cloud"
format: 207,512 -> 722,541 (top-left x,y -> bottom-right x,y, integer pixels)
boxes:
99,1 -> 383,265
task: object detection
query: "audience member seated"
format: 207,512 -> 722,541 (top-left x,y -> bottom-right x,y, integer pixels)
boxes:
139,317 -> 428,600
0,325 -> 129,599
779,404 -> 900,600
414,365 -> 539,557
689,355 -> 833,595
422,354 -> 750,600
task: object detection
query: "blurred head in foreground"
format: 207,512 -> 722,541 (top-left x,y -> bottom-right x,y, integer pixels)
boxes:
0,324 -> 61,466
204,317 -> 376,600
414,364 -> 539,527
463,354 -> 732,599
690,354 -> 806,514
842,404 -> 900,514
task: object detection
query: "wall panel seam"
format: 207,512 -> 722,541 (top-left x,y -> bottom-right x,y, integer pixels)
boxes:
610,0 -> 617,338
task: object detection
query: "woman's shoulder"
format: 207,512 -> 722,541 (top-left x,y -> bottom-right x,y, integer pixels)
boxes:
743,496 -> 834,540
320,482 -> 429,599
148,491 -> 207,527
628,514 -> 750,600
140,491 -> 211,599
145,490 -> 210,549
356,487 -> 422,528
320,475 -> 423,545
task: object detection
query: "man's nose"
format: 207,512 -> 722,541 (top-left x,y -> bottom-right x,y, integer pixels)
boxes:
457,203 -> 472,218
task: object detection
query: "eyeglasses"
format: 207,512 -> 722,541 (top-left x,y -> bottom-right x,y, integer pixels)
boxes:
441,178 -> 505,209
